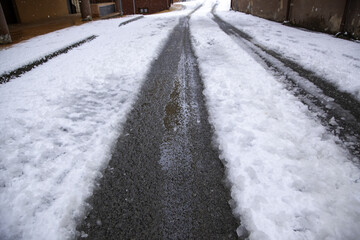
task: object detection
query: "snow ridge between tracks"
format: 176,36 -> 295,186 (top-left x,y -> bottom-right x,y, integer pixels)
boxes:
190,1 -> 360,239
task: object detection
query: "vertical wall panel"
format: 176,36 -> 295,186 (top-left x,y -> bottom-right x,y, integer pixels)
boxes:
14,0 -> 69,23
290,0 -> 345,33
344,0 -> 360,39
231,0 -> 360,38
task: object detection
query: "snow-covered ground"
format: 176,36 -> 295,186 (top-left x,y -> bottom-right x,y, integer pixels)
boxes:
0,3 -> 199,239
1,0 -> 360,239
215,2 -> 360,101
190,0 -> 360,239
0,15 -> 135,75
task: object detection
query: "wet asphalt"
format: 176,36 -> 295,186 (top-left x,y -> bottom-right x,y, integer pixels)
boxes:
211,6 -> 360,164
76,13 -> 239,240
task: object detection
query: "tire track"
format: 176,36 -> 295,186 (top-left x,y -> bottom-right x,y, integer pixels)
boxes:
76,6 -> 239,239
0,35 -> 97,84
211,5 -> 360,164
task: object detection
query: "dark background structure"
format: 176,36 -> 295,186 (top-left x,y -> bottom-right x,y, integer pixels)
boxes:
231,0 -> 360,39
0,0 -> 171,44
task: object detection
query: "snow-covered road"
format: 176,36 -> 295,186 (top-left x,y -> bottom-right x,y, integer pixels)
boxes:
191,1 -> 360,239
212,4 -> 360,163
0,4 -> 199,239
0,0 -> 360,239
77,11 -> 238,238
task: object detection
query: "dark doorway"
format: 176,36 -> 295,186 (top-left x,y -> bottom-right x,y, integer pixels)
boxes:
67,0 -> 78,14
1,0 -> 18,24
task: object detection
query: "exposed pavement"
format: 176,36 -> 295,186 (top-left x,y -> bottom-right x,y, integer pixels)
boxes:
76,9 -> 240,240
1,2 -> 359,239
77,4 -> 360,239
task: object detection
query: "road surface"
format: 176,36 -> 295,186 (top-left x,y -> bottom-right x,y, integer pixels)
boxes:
1,1 -> 359,239
76,4 -> 360,239
77,9 -> 240,240
211,5 -> 360,162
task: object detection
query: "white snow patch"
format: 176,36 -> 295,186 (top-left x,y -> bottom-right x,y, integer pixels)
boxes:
0,16 -> 143,75
215,0 -> 360,100
190,1 -> 360,239
0,5 -> 197,240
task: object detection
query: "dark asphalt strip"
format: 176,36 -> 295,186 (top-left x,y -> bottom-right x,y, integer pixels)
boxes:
212,6 -> 360,163
76,10 -> 240,240
0,35 -> 97,84
118,16 -> 144,27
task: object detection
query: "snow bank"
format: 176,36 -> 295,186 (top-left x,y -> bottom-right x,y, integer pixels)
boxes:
0,16 -> 142,75
0,5 -> 196,239
190,1 -> 360,239
215,0 -> 360,101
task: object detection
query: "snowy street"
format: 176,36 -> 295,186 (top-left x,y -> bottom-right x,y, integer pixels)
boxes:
1,0 -> 360,239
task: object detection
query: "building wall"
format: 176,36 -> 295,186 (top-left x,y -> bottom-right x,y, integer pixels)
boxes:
289,0 -> 345,33
231,0 -> 360,39
137,0 -> 168,14
231,0 -> 288,22
122,0 -> 168,15
1,0 -> 19,24
344,0 -> 360,39
91,0 -> 113,2
122,0 -> 136,14
14,0 -> 69,23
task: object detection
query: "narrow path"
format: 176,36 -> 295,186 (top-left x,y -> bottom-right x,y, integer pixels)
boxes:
211,6 -> 360,162
77,13 -> 239,239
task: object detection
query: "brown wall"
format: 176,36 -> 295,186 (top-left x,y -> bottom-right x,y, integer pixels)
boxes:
289,0 -> 345,33
231,0 -> 360,39
122,0 -> 168,15
344,0 -> 360,39
1,0 -> 19,24
14,0 -> 69,23
1,2 -> 12,44
122,0 -> 134,14
231,0 -> 289,22
91,0 -> 114,3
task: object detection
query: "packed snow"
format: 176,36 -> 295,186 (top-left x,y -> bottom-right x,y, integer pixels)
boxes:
0,15 -> 138,75
190,0 -> 360,239
0,3 -> 199,240
215,2 -> 360,101
1,0 -> 360,239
